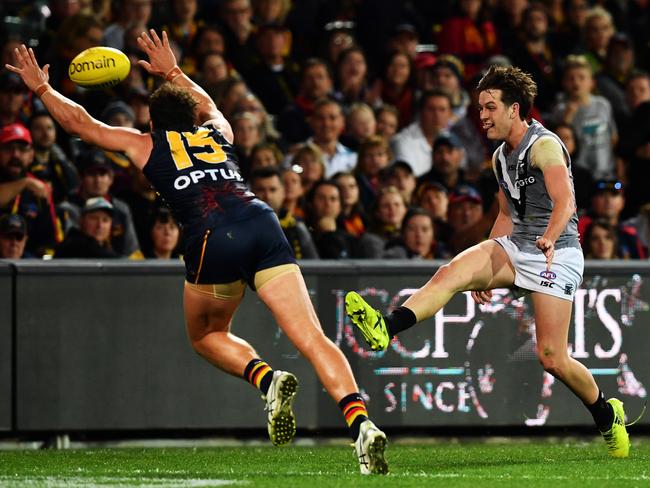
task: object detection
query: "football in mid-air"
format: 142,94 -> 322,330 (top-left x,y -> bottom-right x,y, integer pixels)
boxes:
68,47 -> 130,89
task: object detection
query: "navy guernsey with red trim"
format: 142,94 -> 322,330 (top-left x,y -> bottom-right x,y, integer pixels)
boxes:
142,125 -> 271,239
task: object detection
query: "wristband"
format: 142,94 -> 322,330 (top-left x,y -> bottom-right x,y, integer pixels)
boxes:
165,66 -> 182,82
35,83 -> 51,97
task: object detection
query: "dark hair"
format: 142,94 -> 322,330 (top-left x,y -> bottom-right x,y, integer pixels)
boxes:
249,166 -> 282,185
402,207 -> 433,233
418,88 -> 452,112
149,83 -> 198,131
301,57 -> 333,81
476,65 -> 537,120
582,219 -> 619,259
550,122 -> 581,160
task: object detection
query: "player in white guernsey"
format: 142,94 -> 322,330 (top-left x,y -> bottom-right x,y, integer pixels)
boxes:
346,66 -> 638,458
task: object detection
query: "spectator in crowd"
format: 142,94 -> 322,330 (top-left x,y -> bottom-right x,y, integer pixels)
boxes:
552,122 -> 593,212
161,0 -> 202,74
0,71 -> 29,127
277,58 -> 334,144
383,207 -> 448,259
414,181 -> 453,248
413,52 -> 438,95
445,184 -> 488,255
619,72 -> 650,214
554,0 -> 589,57
321,22 -> 356,67
381,160 -> 417,206
333,46 -> 375,111
195,52 -> 230,96
252,0 -> 291,25
63,149 -> 141,258
217,77 -> 249,120
55,197 -> 118,258
418,133 -> 469,193
0,214 -> 30,259
438,0 -> 498,81
28,111 -> 79,204
281,164 -> 306,219
386,23 -> 420,61
432,55 -> 470,122
0,123 -> 62,257
578,179 -> 646,259
551,55 -> 618,180
392,89 -> 455,177
219,0 -> 256,75
289,142 -> 326,193
510,3 -> 560,114
372,51 -> 415,129
375,104 -> 400,141
232,92 -> 283,146
232,111 -> 263,174
99,100 -> 137,195
582,219 -> 620,259
583,6 -> 615,73
124,87 -> 151,133
307,98 -> 357,177
305,179 -> 353,259
493,0 -> 527,59
115,163 -> 161,254
369,186 -> 408,246
449,71 -> 494,177
143,207 -> 181,259
187,25 -> 227,78
245,22 -> 300,116
102,0 -> 152,51
250,167 -> 318,259
249,142 -> 284,173
342,103 -> 377,151
596,33 -> 636,128
354,135 -> 391,209
333,171 -> 368,239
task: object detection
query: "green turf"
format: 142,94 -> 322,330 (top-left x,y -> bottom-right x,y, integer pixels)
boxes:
1,439 -> 649,487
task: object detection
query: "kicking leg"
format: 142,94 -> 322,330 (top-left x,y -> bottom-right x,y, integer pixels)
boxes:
532,292 -> 629,458
346,240 -> 516,350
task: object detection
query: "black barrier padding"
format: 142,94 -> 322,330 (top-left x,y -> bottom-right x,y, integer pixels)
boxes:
10,260 -> 650,431
0,263 -> 12,431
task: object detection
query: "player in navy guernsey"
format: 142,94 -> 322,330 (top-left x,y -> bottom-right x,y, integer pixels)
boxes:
344,66 -> 642,459
7,31 -> 388,474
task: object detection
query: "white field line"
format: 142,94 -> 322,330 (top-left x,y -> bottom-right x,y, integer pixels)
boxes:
0,476 -> 247,487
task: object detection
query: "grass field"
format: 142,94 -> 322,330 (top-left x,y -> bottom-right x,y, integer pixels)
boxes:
1,439 -> 649,487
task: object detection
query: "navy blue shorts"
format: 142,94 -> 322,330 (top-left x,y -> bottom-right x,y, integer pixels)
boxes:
184,210 -> 297,290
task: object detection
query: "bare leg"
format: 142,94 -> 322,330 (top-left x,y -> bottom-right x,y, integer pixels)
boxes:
403,240 -> 516,321
532,292 -> 599,404
257,270 -> 358,402
183,284 -> 256,376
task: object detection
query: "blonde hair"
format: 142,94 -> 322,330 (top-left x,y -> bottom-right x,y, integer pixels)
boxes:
585,6 -> 614,30
564,54 -> 592,74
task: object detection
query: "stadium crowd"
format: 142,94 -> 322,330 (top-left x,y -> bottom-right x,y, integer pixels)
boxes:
0,0 -> 649,261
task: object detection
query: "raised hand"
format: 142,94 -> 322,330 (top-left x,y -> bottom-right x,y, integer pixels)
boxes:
5,45 -> 50,92
137,29 -> 177,78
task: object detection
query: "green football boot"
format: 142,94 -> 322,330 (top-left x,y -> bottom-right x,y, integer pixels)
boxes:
345,292 -> 390,351
601,398 -> 630,458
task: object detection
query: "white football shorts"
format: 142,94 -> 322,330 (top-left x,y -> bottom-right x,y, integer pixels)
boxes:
493,235 -> 584,302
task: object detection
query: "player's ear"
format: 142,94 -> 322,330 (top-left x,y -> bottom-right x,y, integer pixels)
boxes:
149,120 -> 154,131
510,102 -> 519,119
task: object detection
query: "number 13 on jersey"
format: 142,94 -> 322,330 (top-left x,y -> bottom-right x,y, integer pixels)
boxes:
166,129 -> 227,170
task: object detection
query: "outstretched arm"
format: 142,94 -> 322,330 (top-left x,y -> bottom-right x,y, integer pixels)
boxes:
136,29 -> 233,143
5,45 -> 152,169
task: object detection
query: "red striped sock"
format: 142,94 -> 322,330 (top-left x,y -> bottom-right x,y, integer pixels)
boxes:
243,359 -> 274,395
339,392 -> 369,440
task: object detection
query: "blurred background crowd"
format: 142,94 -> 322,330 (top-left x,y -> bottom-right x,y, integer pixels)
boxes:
0,0 -> 649,261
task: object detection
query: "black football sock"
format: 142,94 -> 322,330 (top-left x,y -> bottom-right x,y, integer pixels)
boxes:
586,390 -> 614,431
339,392 -> 369,440
243,359 -> 274,396
385,306 -> 417,338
